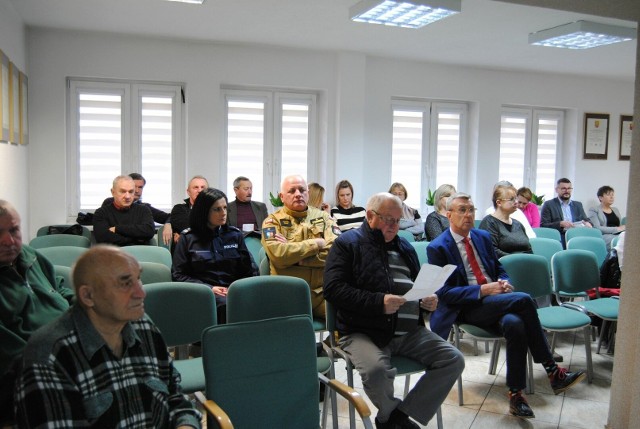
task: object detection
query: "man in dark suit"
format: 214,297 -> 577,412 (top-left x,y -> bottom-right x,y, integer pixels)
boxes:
427,192 -> 585,419
541,178 -> 592,246
227,176 -> 268,233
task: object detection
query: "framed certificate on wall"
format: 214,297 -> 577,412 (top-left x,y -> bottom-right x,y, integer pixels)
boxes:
0,50 -> 9,142
583,113 -> 609,160
619,115 -> 632,160
19,71 -> 28,145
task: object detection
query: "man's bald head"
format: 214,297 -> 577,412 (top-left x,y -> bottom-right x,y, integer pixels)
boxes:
73,245 -> 139,297
279,175 -> 309,212
0,200 -> 22,265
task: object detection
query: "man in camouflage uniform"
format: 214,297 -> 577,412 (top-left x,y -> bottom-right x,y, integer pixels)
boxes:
262,175 -> 339,318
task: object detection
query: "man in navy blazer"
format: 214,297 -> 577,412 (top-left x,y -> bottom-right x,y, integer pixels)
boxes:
541,178 -> 592,246
427,192 -> 585,419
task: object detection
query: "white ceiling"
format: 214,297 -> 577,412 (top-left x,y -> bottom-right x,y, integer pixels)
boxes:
8,0 -> 638,81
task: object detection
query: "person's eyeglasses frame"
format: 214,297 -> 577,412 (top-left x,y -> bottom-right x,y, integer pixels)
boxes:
371,210 -> 401,226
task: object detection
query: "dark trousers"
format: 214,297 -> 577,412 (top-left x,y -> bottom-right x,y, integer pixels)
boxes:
459,292 -> 553,390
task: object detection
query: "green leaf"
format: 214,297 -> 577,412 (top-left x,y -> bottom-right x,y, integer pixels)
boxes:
425,188 -> 435,206
269,191 -> 283,207
531,193 -> 545,205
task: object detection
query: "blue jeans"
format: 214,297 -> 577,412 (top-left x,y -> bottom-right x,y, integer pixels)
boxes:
458,292 -> 553,390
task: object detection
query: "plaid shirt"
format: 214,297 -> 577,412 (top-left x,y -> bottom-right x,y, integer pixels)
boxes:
15,305 -> 201,428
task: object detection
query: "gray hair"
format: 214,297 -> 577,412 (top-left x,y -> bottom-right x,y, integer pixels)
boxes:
189,175 -> 209,187
112,175 -> 134,189
445,192 -> 472,211
0,200 -> 17,217
233,176 -> 250,188
366,192 -> 402,212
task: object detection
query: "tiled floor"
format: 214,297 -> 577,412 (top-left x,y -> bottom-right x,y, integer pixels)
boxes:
325,330 -> 613,429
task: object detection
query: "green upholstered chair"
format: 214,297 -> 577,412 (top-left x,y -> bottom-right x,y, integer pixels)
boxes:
258,256 -> 270,276
139,261 -> 172,285
326,301 -> 443,429
397,229 -> 415,242
565,226 -> 603,242
567,236 -> 608,267
258,246 -> 267,263
156,224 -> 171,251
532,227 -> 562,242
142,281 -> 217,394
473,219 -> 482,229
36,246 -> 87,267
226,275 -> 334,427
409,241 -> 429,266
501,253 -> 593,382
529,237 -> 563,269
243,235 -> 263,267
122,245 -> 172,268
29,234 -> 91,249
36,224 -> 91,240
198,315 -> 373,429
551,249 -> 620,354
54,265 -> 74,291
611,234 -> 621,248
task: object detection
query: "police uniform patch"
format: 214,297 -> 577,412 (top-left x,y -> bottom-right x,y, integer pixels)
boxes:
263,227 -> 276,239
280,219 -> 292,227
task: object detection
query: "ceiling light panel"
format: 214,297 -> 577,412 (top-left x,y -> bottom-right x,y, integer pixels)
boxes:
529,20 -> 636,49
350,0 -> 461,29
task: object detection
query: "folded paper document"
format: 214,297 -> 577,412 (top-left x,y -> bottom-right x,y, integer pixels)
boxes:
403,264 -> 456,301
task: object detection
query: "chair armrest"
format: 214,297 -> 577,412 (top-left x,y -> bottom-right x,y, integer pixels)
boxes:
319,373 -> 374,429
194,391 -> 234,429
561,302 -> 589,314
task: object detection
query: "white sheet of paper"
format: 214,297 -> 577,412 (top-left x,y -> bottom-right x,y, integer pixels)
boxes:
403,263 -> 457,301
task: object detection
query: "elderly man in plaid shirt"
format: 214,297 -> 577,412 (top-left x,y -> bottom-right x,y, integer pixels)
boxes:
14,245 -> 200,428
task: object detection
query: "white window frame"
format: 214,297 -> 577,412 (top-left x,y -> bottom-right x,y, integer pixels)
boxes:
66,78 -> 184,219
222,88 -> 318,203
499,106 -> 563,198
391,99 -> 468,214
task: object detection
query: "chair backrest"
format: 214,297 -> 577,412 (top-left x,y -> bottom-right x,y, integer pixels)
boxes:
529,237 -> 563,269
473,219 -> 482,229
621,216 -> 627,226
409,241 -> 429,265
259,256 -> 270,276
29,234 -> 91,249
611,234 -> 621,249
500,253 -> 552,299
121,245 -> 172,268
258,246 -> 267,263
243,235 -> 263,266
54,265 -> 74,291
325,300 -> 338,340
36,224 -> 92,240
566,236 -> 608,267
36,246 -> 87,267
397,229 -> 415,242
532,227 -> 562,242
202,315 -> 319,428
565,227 -> 603,242
551,249 -> 600,296
139,261 -> 172,285
142,281 -> 216,346
227,275 -> 312,323
156,224 -> 171,251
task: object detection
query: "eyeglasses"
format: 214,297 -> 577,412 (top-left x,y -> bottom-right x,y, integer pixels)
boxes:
372,210 -> 401,226
558,187 -> 573,191
499,198 -> 517,203
451,206 -> 476,215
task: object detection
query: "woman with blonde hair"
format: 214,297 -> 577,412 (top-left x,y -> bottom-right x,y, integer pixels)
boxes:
307,182 -> 330,213
424,184 -> 456,241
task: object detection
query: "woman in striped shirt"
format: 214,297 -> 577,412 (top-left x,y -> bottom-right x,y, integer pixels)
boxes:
330,180 -> 366,232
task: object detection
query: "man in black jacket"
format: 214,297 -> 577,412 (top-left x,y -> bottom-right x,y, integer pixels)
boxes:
324,192 -> 464,429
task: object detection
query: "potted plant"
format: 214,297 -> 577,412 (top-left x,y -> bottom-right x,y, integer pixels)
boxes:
269,192 -> 283,209
531,192 -> 545,206
425,188 -> 436,207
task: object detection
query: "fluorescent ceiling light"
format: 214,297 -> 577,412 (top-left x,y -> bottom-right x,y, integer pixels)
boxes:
350,0 -> 461,29
529,20 -> 636,49
163,0 -> 205,4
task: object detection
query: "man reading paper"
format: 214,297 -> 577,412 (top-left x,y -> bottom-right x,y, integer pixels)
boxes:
324,192 -> 464,429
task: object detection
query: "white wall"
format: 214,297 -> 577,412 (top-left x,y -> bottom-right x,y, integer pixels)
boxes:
0,0 -> 28,229
25,27 -> 634,237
